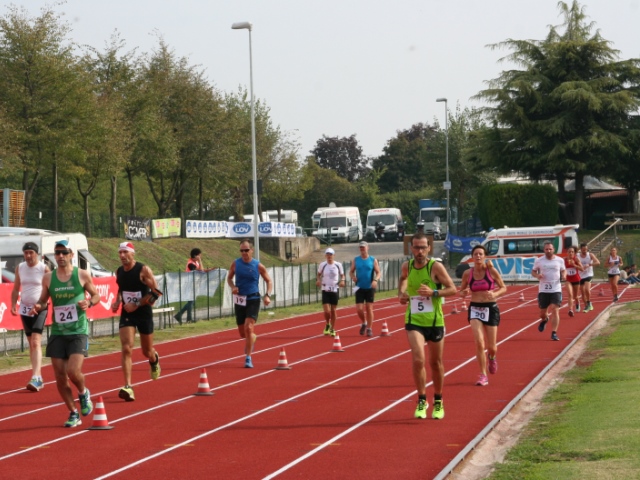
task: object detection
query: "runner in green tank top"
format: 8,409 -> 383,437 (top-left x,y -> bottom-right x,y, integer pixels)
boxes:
398,233 -> 456,420
30,240 -> 101,428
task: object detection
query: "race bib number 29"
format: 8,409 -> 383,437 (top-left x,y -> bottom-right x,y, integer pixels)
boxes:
123,291 -> 142,305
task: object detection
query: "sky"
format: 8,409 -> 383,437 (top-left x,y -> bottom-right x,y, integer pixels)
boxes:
15,0 -> 640,158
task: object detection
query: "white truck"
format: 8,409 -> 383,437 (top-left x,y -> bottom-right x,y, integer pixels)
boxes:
0,227 -> 112,279
266,210 -> 298,225
365,208 -> 404,241
313,207 -> 362,243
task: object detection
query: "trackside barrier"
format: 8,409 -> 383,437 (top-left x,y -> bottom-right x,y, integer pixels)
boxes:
0,260 -> 403,354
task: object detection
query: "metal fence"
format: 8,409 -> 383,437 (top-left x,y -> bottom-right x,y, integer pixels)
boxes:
1,259 -> 405,354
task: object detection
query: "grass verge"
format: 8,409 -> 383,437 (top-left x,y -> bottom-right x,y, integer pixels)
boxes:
488,301 -> 640,479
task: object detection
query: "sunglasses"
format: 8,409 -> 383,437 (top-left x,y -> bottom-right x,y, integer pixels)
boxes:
240,249 -> 251,253
54,250 -> 71,256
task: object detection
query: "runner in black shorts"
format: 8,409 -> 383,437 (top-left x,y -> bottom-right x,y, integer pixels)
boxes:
111,242 -> 162,402
317,248 -> 346,337
405,324 -> 445,343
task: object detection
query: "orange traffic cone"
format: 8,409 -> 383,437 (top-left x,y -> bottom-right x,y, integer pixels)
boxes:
331,334 -> 345,352
194,368 -> 214,396
460,301 -> 467,311
450,302 -> 459,314
380,322 -> 390,337
275,347 -> 292,370
519,292 -> 525,301
88,396 -> 114,430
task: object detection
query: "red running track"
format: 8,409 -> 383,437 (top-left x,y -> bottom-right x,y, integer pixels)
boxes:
1,283 -> 638,480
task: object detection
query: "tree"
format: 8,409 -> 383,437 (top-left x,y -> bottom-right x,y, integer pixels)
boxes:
472,1 -> 640,227
311,134 -> 370,182
0,5 -> 93,226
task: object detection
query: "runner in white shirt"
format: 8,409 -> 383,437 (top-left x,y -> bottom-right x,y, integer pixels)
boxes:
577,242 -> 600,312
316,248 -> 345,337
605,246 -> 623,302
531,241 -> 566,341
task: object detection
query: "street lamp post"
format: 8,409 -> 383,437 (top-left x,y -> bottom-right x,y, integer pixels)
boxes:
436,97 -> 449,236
232,21 -> 260,260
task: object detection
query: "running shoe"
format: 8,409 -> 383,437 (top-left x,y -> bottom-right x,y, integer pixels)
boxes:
568,309 -> 574,317
150,353 -> 161,380
551,332 -> 559,341
488,356 -> 498,375
432,399 -> 445,419
414,398 -> 428,419
538,317 -> 549,332
584,303 -> 594,312
64,411 -> 81,428
323,324 -> 331,335
366,328 -> 373,337
575,303 -> 581,312
26,377 -> 43,392
79,388 -> 93,416
244,356 -> 254,368
119,386 -> 135,402
614,295 -> 619,302
330,329 -> 336,337
359,324 -> 366,335
476,374 -> 489,386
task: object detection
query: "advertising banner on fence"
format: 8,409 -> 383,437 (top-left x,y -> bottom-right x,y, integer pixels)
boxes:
444,234 -> 484,254
152,218 -> 181,239
226,222 -> 296,238
0,277 -> 119,331
185,220 -> 228,238
124,216 -> 152,242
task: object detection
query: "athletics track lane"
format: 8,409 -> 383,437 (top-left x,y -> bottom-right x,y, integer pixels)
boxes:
0,283 -> 637,479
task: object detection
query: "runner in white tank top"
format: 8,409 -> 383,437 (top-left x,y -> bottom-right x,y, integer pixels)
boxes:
577,243 -> 600,312
605,247 -> 623,302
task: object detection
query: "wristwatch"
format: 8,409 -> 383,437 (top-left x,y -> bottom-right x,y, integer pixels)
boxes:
432,290 -> 440,298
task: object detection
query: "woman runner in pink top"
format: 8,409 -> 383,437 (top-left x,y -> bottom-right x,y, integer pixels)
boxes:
564,246 -> 584,317
459,245 -> 507,386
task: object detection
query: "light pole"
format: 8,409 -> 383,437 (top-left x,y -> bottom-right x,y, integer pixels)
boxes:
232,21 -> 260,260
436,97 -> 449,235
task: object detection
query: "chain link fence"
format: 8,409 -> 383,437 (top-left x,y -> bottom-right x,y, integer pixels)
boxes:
1,259 -> 405,354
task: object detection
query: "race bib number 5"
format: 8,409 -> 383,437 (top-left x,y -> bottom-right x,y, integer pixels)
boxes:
469,306 -> 490,322
54,305 -> 79,324
410,296 -> 433,314
233,294 -> 247,306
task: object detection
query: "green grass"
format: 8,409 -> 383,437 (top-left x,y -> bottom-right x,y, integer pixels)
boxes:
488,302 -> 640,479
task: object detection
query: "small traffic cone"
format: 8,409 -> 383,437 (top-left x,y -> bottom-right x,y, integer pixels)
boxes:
450,302 -> 459,314
380,322 -> 390,337
331,334 -> 345,352
88,396 -> 114,430
460,301 -> 467,311
519,292 -> 525,301
194,368 -> 214,396
599,289 -> 605,297
275,347 -> 292,370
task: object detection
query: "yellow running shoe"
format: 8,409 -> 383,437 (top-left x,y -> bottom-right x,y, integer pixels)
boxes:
414,398 -> 428,419
432,399 -> 445,420
150,353 -> 161,380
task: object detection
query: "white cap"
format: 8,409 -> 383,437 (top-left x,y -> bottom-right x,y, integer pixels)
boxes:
325,248 -> 335,255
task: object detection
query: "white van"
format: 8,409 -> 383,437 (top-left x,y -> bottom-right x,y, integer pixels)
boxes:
0,227 -> 112,278
366,208 -> 403,241
228,213 -> 271,223
313,207 -> 362,243
454,224 -> 580,280
266,209 -> 298,225
311,207 -> 331,230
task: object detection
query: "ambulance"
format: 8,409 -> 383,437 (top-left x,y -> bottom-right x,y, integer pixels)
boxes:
454,224 -> 580,281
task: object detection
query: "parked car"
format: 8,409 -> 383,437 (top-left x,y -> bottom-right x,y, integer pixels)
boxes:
296,226 -> 307,237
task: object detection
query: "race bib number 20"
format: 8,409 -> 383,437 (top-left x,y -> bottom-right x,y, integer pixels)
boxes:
469,306 -> 490,322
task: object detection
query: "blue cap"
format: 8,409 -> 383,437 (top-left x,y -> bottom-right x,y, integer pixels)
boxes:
54,239 -> 69,248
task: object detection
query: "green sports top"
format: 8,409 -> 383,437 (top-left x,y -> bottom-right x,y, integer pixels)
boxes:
50,267 -> 89,336
404,259 -> 445,328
